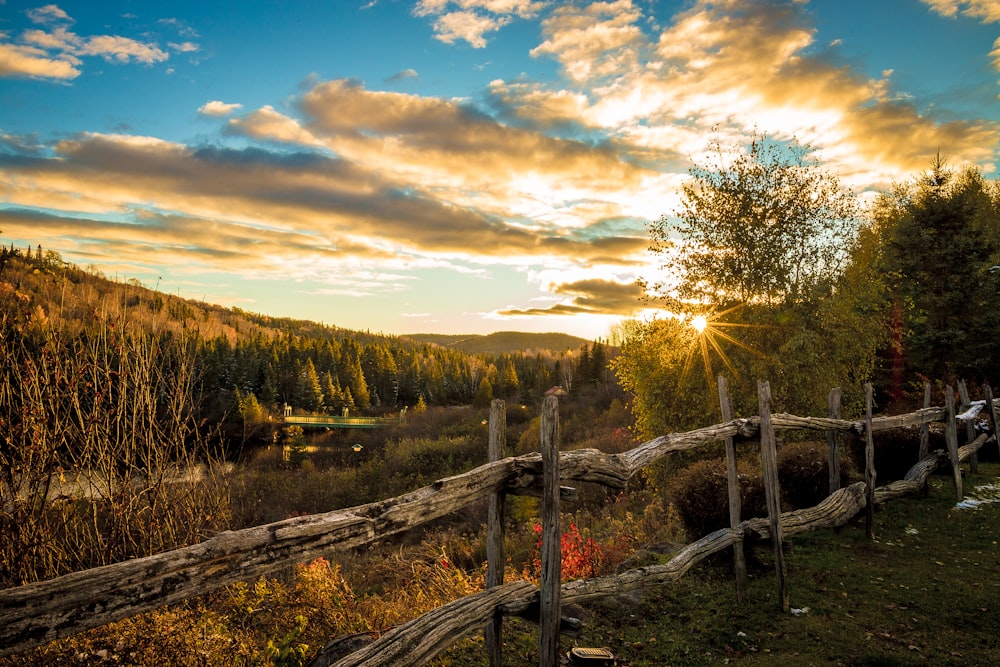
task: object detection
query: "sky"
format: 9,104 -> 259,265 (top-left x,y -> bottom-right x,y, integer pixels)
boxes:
1,0 -> 1000,340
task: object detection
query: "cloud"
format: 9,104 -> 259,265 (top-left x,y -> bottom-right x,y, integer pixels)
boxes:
227,105 -> 323,146
199,100 -> 243,116
530,0 -> 646,83
0,130 -> 645,299
0,42 -> 79,79
922,0 -> 1000,22
414,0 -> 545,47
0,6 -> 172,80
169,41 -> 199,53
493,0 -> 998,188
26,5 -> 73,25
386,68 -> 419,83
75,34 -> 169,64
497,278 -> 646,317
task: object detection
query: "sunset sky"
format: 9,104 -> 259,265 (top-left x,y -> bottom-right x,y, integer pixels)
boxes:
2,0 -> 999,340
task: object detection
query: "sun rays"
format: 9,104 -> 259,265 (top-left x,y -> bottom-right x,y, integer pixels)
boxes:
678,303 -> 767,391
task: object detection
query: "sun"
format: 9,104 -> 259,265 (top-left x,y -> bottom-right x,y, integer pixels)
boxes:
678,304 -> 766,392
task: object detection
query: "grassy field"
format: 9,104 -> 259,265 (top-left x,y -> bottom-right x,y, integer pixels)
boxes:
443,464 -> 1000,666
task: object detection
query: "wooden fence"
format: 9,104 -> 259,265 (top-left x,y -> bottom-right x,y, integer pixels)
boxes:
1,380 -> 996,665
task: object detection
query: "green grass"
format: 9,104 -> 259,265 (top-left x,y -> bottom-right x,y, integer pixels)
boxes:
441,464 -> 1000,666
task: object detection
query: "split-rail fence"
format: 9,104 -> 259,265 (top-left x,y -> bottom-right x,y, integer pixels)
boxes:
1,379 -> 996,666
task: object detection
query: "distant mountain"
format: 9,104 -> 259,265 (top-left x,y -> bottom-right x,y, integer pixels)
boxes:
406,331 -> 590,355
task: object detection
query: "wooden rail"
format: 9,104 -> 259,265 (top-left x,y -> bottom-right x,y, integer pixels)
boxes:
1,386 -> 996,660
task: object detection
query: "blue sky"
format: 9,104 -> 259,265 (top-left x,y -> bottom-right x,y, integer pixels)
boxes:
2,0 -> 999,340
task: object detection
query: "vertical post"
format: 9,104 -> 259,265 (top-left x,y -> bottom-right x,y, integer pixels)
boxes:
539,395 -> 561,667
918,382 -> 932,497
718,376 -> 747,603
944,386 -> 963,501
918,382 -> 932,460
957,380 -> 979,474
485,399 -> 506,667
757,381 -> 789,613
864,384 -> 876,540
985,384 -> 1000,459
826,387 -> 842,496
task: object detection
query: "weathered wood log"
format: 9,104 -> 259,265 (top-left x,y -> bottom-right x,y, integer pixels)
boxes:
864,384 -> 877,539
918,383 -> 932,467
986,385 -> 1000,459
539,395 -> 561,667
312,430 -> 981,667
945,387 -> 963,501
718,375 -> 747,603
315,580 -> 539,667
957,380 -> 979,474
485,399 -> 506,667
827,387 -> 842,496
1,397 -> 991,657
757,381 -> 789,612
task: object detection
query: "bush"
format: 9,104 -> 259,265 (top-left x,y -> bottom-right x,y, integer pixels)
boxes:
777,440 -> 852,509
668,442 -> 853,540
845,426 -> 941,483
667,457 -> 766,540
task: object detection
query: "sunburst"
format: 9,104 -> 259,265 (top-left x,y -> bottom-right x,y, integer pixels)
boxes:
677,303 -> 767,391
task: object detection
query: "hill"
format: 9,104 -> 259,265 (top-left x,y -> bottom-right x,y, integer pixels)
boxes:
406,330 -> 590,355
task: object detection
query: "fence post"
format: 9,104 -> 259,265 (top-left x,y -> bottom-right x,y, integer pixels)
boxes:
864,384 -> 876,540
918,382 -> 932,460
957,380 -> 979,474
757,380 -> 789,612
539,395 -> 561,667
944,386 -> 963,501
985,384 -> 1000,459
718,376 -> 747,603
826,387 -> 842,496
485,399 -> 506,667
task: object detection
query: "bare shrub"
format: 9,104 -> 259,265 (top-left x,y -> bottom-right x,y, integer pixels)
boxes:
0,299 -> 229,586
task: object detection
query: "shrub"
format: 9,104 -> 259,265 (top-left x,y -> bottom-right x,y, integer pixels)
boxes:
845,426 -> 940,483
777,440 -> 851,509
667,457 -> 766,540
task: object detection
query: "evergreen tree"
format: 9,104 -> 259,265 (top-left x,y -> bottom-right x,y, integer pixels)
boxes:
297,358 -> 325,412
878,159 -> 1000,382
473,377 -> 494,408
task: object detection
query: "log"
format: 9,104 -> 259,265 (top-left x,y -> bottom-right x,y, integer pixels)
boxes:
827,387 -> 842,496
313,432 -> 977,667
757,381 -> 789,612
986,385 -> 1000,459
918,383 -> 932,492
539,395 -> 561,667
0,396 -> 979,656
485,399 -> 506,667
957,380 -> 979,474
864,384 -> 876,540
945,387 -> 963,501
315,580 -> 539,667
718,375 -> 747,603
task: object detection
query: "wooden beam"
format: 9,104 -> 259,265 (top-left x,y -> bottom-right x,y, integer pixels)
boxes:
718,375 -> 747,603
539,395 -> 562,667
757,381 -> 789,613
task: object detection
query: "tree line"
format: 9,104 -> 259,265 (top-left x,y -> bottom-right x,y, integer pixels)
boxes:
0,244 -> 617,453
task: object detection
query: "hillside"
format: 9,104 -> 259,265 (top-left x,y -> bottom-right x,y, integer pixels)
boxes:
406,330 -> 591,355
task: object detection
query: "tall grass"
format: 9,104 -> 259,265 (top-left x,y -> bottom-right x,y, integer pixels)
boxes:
0,296 -> 229,586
